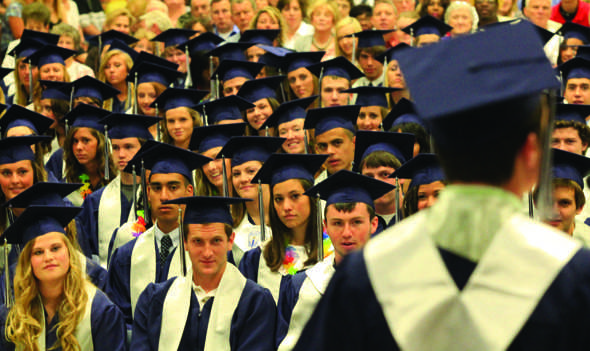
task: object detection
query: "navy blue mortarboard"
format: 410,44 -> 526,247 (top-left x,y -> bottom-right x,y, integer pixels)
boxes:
0,135 -> 51,165
4,182 -> 82,208
190,123 -> 246,153
127,61 -> 182,86
382,98 -> 428,131
402,15 -> 452,37
3,205 -> 82,245
163,196 -> 248,225
239,29 -> 280,46
557,22 -> 590,43
533,24 -> 555,45
100,113 -> 161,140
20,30 -> 59,46
9,38 -> 44,59
124,140 -> 212,180
150,88 -> 208,111
67,76 -> 120,102
390,153 -> 444,190
237,75 -> 284,103
134,51 -> 178,70
26,45 -> 75,67
0,68 -> 12,81
152,28 -> 197,48
307,56 -> 364,81
107,39 -> 139,60
304,170 -> 395,208
261,96 -> 317,129
207,42 -> 253,62
343,86 -> 399,107
304,105 -> 361,136
375,43 -> 412,64
39,80 -> 69,100
252,153 -> 328,186
217,136 -> 285,167
177,32 -> 224,55
555,103 -> 590,124
0,105 -> 52,136
576,45 -> 590,61
345,30 -> 392,48
354,131 -> 415,168
212,59 -> 264,81
276,51 -> 325,73
257,45 -> 293,67
397,20 -> 559,121
558,57 -> 590,81
480,18 -> 554,45
552,148 -> 590,188
64,103 -> 110,132
88,30 -> 138,47
193,95 -> 254,125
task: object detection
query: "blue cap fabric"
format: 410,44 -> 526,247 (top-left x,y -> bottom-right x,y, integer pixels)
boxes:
133,51 -> 179,70
0,67 -> 12,81
237,75 -> 284,103
577,45 -> 590,61
304,105 -> 361,136
153,29 -> 197,48
307,56 -> 365,81
343,86 -> 400,107
276,51 -> 325,73
127,61 -> 182,86
557,21 -> 590,43
261,96 -> 317,129
382,98 -> 428,131
67,76 -> 120,102
194,95 -> 254,125
150,88 -> 208,111
252,153 -> 328,186
345,29 -> 392,48
0,135 -> 51,165
0,105 -> 52,136
207,42 -> 253,62
212,59 -> 264,81
163,196 -> 249,225
177,32 -> 224,55
217,136 -> 285,167
558,57 -> 590,81
304,170 -> 395,208
239,29 -> 280,46
480,19 -> 554,45
26,45 -> 76,67
189,123 -> 246,153
4,182 -> 82,208
397,20 -> 560,121
88,30 -> 138,47
99,113 -> 161,140
257,45 -> 293,67
402,15 -> 452,37
21,30 -> 59,46
9,38 -> 44,59
555,103 -> 590,124
390,153 -> 445,190
39,80 -> 69,100
64,103 -> 111,132
3,205 -> 82,245
552,148 -> 590,188
354,130 -> 415,168
107,39 -> 139,61
375,43 -> 412,64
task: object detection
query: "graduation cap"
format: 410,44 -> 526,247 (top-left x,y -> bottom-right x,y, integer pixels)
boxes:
88,30 -> 138,47
193,95 -> 254,125
397,20 -> 559,122
3,205 -> 82,245
207,42 -> 253,62
0,105 -> 52,137
237,75 -> 284,103
150,88 -> 208,111
0,135 -> 51,165
576,45 -> 590,61
533,24 -> 555,45
305,169 -> 395,207
382,98 -> 428,131
239,29 -> 280,46
307,56 -> 365,81
304,105 -> 361,136
555,103 -> 590,124
402,15 -> 452,37
127,61 -> 182,86
552,148 -> 590,188
107,39 -> 139,61
163,196 -> 248,226
257,45 -> 293,67
345,29 -> 392,48
261,96 -> 317,129
274,51 -> 325,74
354,130 -> 415,169
211,59 -> 264,82
375,43 -> 412,64
480,18 -> 554,45
9,37 -> 44,59
252,153 -> 328,186
3,182 -> 82,208
216,136 -> 285,167
134,51 -> 179,70
20,30 -> 59,46
39,80 -> 69,100
343,86 -> 400,107
558,57 -> 590,81
65,76 -> 120,104
557,21 -> 590,43
390,153 -> 444,190
99,113 -> 161,140
64,103 -> 111,132
0,68 -> 12,81
152,28 -> 197,48
177,32 -> 224,56
189,123 -> 246,153
26,45 -> 75,67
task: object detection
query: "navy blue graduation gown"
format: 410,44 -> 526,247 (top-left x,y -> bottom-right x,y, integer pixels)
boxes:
292,248 -> 590,351
131,276 -> 277,351
276,272 -> 303,347
45,148 -> 64,182
238,247 -> 291,296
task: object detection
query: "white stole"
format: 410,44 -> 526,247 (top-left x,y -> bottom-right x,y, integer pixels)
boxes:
158,264 -> 246,351
232,215 -> 272,266
366,215 -> 580,351
98,175 -> 121,268
257,241 -> 282,304
129,225 -> 189,317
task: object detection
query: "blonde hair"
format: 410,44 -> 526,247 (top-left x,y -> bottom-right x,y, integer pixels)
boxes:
104,8 -> 137,30
250,6 -> 288,47
14,58 -> 37,107
6,234 -> 88,351
334,16 -> 362,58
98,50 -> 134,111
307,0 -> 340,24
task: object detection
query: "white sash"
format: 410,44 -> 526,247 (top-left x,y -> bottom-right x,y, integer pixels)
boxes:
158,264 -> 247,351
66,189 -> 84,207
98,175 -> 122,268
278,255 -> 335,351
232,216 -> 272,266
20,281 -> 96,351
257,241 -> 282,304
129,225 -> 188,317
366,214 -> 580,351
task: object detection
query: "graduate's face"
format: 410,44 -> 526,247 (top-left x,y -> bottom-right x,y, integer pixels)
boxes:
148,173 -> 194,224
361,165 -> 397,210
358,50 -> 383,81
357,106 -> 384,131
232,160 -> 263,199
561,38 -> 583,63
137,83 -> 158,116
552,127 -> 588,155
325,203 -> 378,264
546,185 -> 582,235
564,77 -> 590,105
202,147 -> 232,191
287,67 -> 315,99
387,60 -> 406,89
278,119 -> 307,154
320,76 -> 350,107
111,138 -> 142,172
39,63 -> 65,82
246,98 -> 273,131
223,77 -> 248,97
417,181 -> 445,211
166,107 -> 194,147
273,179 -> 311,230
104,54 -> 129,86
30,232 -> 70,285
0,160 -> 35,201
185,223 -> 234,283
315,128 -> 355,174
336,23 -> 358,58
72,127 -> 98,167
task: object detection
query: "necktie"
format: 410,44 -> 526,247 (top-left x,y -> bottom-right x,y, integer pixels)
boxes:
160,235 -> 172,267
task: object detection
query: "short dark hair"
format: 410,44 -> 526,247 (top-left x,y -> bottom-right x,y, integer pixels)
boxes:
355,46 -> 387,60
183,222 -> 233,240
326,202 -> 376,219
391,122 -> 431,154
350,4 -> 373,17
554,120 -> 590,152
533,178 -> 586,209
359,150 -> 402,172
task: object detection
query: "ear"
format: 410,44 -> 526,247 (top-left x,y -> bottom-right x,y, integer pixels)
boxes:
370,215 -> 379,234
577,204 -> 584,215
227,231 -> 235,250
186,183 -> 194,196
